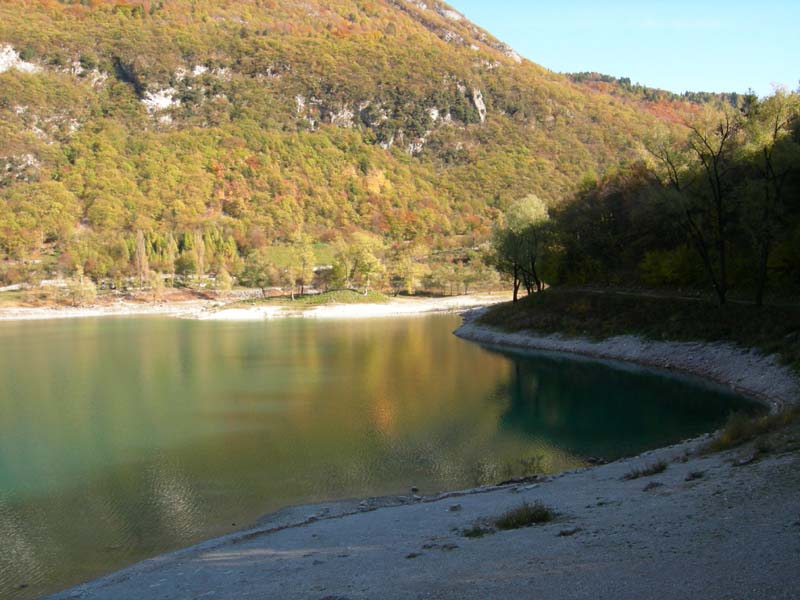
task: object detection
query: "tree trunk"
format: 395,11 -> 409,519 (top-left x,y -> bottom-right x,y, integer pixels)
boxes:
755,240 -> 770,308
530,257 -> 541,293
716,198 -> 727,305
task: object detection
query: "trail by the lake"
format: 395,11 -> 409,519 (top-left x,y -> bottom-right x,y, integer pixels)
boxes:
0,293 -> 510,322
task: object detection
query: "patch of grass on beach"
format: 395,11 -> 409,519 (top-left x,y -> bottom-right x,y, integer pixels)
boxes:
477,289 -> 800,373
622,460 -> 668,481
0,290 -> 26,306
462,502 -> 557,538
230,289 -> 389,307
494,502 -> 556,530
462,524 -> 494,538
704,408 -> 800,453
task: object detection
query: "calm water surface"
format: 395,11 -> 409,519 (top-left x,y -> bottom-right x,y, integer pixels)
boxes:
0,314 -> 756,598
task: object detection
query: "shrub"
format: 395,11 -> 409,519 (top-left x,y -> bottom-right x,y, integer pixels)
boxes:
622,460 -> 667,480
706,408 -> 800,452
462,525 -> 494,538
494,502 -> 555,530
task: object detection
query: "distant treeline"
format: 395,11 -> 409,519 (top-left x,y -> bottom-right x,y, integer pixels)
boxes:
568,71 -> 755,109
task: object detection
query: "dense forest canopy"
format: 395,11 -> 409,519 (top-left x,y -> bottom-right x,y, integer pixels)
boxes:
491,90 -> 800,305
2,0 -> 793,302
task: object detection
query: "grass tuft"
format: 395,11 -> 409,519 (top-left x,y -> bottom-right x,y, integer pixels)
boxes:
462,525 -> 494,538
705,407 -> 800,453
623,459 -> 667,481
685,470 -> 705,481
494,501 -> 556,530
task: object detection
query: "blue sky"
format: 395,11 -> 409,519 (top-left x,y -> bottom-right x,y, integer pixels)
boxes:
448,0 -> 798,96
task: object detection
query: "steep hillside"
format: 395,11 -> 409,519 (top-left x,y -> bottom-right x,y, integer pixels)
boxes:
0,0 -> 695,282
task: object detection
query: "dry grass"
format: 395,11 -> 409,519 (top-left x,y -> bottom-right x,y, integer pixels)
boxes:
622,460 -> 668,480
462,525 -> 494,539
494,502 -> 556,530
705,407 -> 800,453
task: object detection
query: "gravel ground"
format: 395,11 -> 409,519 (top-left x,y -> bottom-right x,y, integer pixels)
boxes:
0,294 -> 510,322
44,316 -> 800,600
46,435 -> 800,600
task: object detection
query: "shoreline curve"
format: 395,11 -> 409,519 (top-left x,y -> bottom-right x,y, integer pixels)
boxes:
41,309 -> 800,600
454,310 -> 800,413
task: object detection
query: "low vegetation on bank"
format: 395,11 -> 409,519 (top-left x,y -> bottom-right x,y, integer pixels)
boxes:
463,501 -> 557,539
477,289 -> 800,372
230,289 -> 390,307
705,407 -> 800,452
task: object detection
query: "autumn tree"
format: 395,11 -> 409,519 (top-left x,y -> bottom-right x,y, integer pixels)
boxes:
293,235 -> 316,295
134,230 -> 149,287
648,107 -> 743,305
738,90 -> 800,305
489,194 -> 551,301
241,249 -> 276,297
684,107 -> 743,304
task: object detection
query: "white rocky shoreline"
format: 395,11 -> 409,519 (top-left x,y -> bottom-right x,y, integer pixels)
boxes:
454,310 -> 800,413
0,293 -> 510,322
41,307 -> 800,600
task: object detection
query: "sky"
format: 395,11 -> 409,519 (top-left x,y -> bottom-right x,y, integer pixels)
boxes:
448,0 -> 798,97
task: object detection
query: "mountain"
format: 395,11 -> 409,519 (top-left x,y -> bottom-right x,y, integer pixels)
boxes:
0,0 -> 698,283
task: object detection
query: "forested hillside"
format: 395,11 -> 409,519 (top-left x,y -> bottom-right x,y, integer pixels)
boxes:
0,0 -> 713,292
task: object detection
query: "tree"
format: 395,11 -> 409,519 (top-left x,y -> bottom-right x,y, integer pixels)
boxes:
63,266 -> 97,307
739,90 -> 800,306
241,249 -> 276,297
193,230 -> 206,281
148,269 -> 165,303
164,232 -> 178,285
684,107 -> 743,305
489,194 -> 551,301
293,235 -> 316,295
648,108 -> 743,305
388,242 -> 428,295
489,226 -> 525,301
134,230 -> 149,287
215,267 -> 234,291
332,233 -> 385,293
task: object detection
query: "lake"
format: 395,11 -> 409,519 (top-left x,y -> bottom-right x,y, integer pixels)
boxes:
0,314 -> 756,598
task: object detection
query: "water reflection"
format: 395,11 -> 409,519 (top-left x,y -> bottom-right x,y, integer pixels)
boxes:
496,349 -> 760,460
0,315 -> 754,599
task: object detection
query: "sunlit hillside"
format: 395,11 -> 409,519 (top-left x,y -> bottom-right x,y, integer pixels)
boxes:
0,0 -> 703,281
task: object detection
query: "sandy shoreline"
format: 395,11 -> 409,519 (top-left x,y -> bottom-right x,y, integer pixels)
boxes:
0,293 -> 511,322
43,311 -> 800,599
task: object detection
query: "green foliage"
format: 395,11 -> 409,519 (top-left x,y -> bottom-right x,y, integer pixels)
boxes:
215,268 -> 233,291
0,0 -> 697,292
233,288 -> 388,307
515,91 -> 800,304
489,194 -> 551,300
60,268 -> 97,307
240,248 -> 277,296
568,72 -> 753,110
